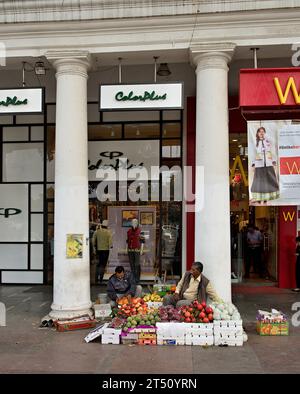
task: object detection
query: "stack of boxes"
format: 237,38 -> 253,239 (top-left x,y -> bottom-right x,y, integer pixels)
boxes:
256,309 -> 289,336
101,326 -> 122,344
156,322 -> 186,345
213,320 -> 243,346
185,323 -> 214,346
121,326 -> 157,345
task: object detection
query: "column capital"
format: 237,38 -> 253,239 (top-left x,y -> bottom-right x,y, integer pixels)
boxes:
45,50 -> 92,78
189,43 -> 236,71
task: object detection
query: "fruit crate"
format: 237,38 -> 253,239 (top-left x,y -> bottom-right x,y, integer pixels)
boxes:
138,338 -> 156,345
256,321 -> 289,336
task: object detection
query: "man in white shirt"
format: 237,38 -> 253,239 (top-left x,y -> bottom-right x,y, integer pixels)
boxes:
163,261 -> 221,307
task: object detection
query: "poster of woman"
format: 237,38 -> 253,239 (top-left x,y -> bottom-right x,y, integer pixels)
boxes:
248,121 -> 281,205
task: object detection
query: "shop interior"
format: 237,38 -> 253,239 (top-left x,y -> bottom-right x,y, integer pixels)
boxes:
229,132 -> 278,284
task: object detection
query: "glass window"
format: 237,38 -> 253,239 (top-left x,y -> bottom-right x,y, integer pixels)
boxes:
31,214 -> 44,241
3,126 -> 29,142
163,110 -> 181,121
0,115 -> 13,125
88,124 -> 122,140
2,271 -> 43,284
124,123 -> 160,139
47,126 -> 55,182
30,244 -> 44,270
31,184 -> 44,212
3,143 -> 44,182
0,244 -> 27,269
0,184 -> 28,242
162,139 -> 181,158
162,123 -> 181,138
16,114 -> 44,124
103,111 -> 160,122
31,126 -> 44,141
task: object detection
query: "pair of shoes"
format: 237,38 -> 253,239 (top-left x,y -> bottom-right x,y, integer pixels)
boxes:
292,288 -> 300,292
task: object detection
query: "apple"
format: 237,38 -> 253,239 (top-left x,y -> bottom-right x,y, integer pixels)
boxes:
203,317 -> 209,323
197,304 -> 203,311
185,317 -> 191,323
208,313 -> 213,321
205,307 -> 213,314
201,301 -> 206,308
199,312 -> 206,319
185,312 -> 191,318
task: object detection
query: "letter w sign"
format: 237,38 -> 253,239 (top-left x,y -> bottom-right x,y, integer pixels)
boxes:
274,77 -> 300,104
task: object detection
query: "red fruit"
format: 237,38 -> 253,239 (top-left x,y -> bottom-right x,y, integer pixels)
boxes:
191,317 -> 196,322
208,313 -> 213,321
185,317 -> 191,323
203,317 -> 209,323
185,312 -> 191,318
188,307 -> 193,313
197,304 -> 203,311
199,312 -> 206,319
205,307 -> 213,314
201,301 -> 206,308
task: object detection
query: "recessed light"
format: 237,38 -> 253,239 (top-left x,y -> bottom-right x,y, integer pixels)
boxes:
232,139 -> 238,142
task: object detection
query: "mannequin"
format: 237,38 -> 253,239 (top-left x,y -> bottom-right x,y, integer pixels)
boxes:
126,218 -> 144,283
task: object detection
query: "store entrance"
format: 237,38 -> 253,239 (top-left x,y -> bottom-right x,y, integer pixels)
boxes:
230,205 -> 278,284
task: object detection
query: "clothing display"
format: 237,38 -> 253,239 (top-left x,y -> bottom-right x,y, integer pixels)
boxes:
251,138 -> 280,201
92,226 -> 113,283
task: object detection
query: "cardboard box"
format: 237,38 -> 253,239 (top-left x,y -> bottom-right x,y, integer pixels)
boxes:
213,320 -> 243,329
256,321 -> 289,336
93,304 -> 112,318
101,334 -> 120,345
103,327 -> 122,336
157,338 -> 185,346
84,323 -> 109,343
192,337 -> 214,346
214,335 -> 243,346
55,317 -> 96,332
214,326 -> 243,336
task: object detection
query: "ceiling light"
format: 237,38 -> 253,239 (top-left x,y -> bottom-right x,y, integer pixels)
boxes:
34,61 -> 46,75
232,139 -> 238,142
157,63 -> 171,77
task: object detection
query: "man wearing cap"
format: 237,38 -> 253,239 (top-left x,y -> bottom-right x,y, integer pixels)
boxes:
92,220 -> 113,284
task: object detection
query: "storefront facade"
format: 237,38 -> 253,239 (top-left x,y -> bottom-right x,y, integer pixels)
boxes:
0,1 -> 300,319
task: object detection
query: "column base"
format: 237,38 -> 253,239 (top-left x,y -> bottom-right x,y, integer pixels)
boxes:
48,302 -> 94,321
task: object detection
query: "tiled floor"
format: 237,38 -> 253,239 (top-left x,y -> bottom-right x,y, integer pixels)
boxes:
0,284 -> 299,374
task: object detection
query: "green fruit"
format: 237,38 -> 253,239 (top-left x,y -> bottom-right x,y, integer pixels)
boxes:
131,320 -> 137,326
148,315 -> 154,321
155,316 -> 160,322
123,327 -> 128,332
146,321 -> 151,326
127,317 -> 132,322
151,320 -> 156,325
135,316 -> 141,323
126,322 -> 132,328
140,320 -> 145,325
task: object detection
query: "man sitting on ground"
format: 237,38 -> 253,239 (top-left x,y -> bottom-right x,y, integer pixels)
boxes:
163,261 -> 222,308
107,265 -> 142,306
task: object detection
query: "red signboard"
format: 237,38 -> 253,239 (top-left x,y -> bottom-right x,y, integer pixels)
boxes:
280,157 -> 300,175
240,68 -> 300,108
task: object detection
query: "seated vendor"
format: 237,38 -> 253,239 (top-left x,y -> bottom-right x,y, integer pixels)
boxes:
107,265 -> 142,306
163,261 -> 222,308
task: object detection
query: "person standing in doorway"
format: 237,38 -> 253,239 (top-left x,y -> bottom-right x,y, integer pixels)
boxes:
245,226 -> 263,278
93,220 -> 113,284
126,218 -> 145,284
292,236 -> 300,292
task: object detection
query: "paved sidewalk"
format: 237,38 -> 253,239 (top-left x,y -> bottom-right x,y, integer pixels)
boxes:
0,285 -> 299,374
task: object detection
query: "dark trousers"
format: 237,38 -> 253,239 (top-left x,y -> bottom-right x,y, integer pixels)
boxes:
96,250 -> 110,283
296,259 -> 300,288
128,251 -> 141,283
245,247 -> 262,277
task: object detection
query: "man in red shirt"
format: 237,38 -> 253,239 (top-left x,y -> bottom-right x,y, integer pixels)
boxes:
127,218 -> 145,283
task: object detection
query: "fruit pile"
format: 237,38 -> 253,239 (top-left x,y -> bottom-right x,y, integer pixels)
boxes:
180,300 -> 214,323
158,305 -> 182,321
143,293 -> 163,302
123,312 -> 161,332
116,297 -> 148,318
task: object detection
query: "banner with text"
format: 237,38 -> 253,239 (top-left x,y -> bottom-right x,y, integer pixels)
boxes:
248,120 -> 300,206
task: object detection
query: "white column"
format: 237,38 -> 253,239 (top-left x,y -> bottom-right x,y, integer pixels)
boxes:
46,51 -> 92,319
190,44 -> 235,302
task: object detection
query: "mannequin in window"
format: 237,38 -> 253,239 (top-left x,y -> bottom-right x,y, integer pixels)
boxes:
126,218 -> 145,284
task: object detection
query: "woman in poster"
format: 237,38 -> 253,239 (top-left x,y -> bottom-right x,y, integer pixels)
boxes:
251,127 -> 280,204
